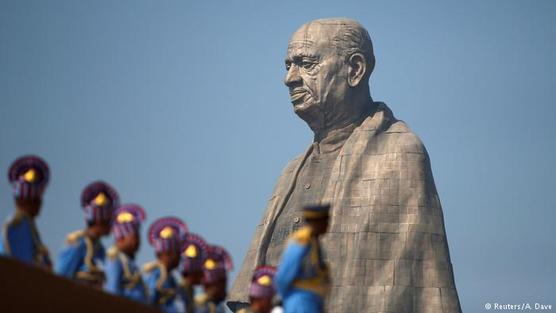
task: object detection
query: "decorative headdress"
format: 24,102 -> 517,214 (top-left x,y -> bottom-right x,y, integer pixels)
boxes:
302,203 -> 331,220
148,217 -> 188,253
249,266 -> 277,299
202,245 -> 233,284
81,181 -> 120,222
112,204 -> 146,239
180,232 -> 209,275
9,155 -> 50,200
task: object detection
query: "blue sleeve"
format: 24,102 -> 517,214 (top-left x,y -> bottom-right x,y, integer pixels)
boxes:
104,257 -> 123,295
144,270 -> 160,305
177,285 -> 188,310
98,245 -> 106,261
3,220 -> 34,263
275,241 -> 309,297
55,241 -> 85,278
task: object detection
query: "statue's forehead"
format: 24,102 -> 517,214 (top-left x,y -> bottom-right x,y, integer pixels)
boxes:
287,22 -> 334,56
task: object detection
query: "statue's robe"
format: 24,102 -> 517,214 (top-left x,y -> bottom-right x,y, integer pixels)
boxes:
228,102 -> 462,313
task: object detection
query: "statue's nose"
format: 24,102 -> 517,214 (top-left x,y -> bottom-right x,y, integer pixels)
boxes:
284,65 -> 301,87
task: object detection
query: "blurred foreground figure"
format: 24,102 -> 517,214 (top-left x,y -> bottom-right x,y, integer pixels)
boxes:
0,155 -> 51,269
143,217 -> 188,312
275,205 -> 330,313
238,266 -> 278,313
104,204 -> 147,302
195,245 -> 233,313
179,233 -> 209,313
56,181 -> 119,288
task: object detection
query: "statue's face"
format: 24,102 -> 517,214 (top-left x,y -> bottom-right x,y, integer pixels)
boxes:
284,23 -> 349,128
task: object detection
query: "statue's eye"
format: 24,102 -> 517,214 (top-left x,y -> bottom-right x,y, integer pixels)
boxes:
301,61 -> 315,70
285,62 -> 292,71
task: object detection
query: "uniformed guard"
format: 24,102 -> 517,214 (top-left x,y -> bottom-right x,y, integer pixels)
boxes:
274,204 -> 331,313
143,216 -> 188,313
104,204 -> 147,302
179,232 -> 209,313
56,180 -> 119,288
195,245 -> 233,313
238,266 -> 278,313
0,155 -> 51,269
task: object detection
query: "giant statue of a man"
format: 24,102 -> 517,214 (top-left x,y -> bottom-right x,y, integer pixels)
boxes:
228,18 -> 462,313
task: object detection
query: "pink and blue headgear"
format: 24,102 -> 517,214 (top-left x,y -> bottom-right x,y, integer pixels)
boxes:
249,266 -> 277,299
8,155 -> 50,200
148,217 -> 188,254
180,233 -> 209,275
113,204 -> 146,240
202,245 -> 233,284
81,181 -> 120,223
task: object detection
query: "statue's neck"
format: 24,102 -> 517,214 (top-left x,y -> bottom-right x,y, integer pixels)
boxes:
312,98 -> 376,149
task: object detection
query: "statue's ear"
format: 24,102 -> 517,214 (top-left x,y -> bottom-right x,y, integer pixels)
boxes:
347,53 -> 367,87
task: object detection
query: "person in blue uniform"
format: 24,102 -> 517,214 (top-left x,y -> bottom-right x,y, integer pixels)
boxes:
238,266 -> 278,313
195,245 -> 233,313
0,155 -> 51,269
179,232 -> 209,313
56,180 -> 119,289
104,203 -> 147,302
274,204 -> 331,313
143,216 -> 188,313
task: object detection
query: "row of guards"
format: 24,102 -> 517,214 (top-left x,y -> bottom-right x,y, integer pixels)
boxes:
0,155 -> 332,313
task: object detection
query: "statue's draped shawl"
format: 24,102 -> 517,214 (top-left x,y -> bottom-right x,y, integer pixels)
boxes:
228,103 -> 462,313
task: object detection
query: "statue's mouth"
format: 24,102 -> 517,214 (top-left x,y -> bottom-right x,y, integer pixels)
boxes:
289,89 -> 308,106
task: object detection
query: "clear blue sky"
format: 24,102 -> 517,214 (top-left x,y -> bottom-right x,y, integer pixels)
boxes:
1,1 -> 555,311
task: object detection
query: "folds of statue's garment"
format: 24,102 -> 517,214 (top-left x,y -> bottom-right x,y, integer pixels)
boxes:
228,103 -> 462,313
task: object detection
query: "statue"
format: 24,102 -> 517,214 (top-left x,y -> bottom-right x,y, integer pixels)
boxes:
228,18 -> 462,313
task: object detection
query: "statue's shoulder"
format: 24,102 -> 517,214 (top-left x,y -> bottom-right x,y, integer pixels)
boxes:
367,103 -> 426,154
289,226 -> 312,245
385,119 -> 411,134
386,121 -> 426,154
359,102 -> 410,134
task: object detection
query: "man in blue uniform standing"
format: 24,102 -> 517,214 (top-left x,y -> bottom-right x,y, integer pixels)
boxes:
238,266 -> 278,313
275,204 -> 331,313
195,245 -> 233,313
179,232 -> 209,313
143,216 -> 188,312
104,203 -> 147,302
0,155 -> 51,269
56,180 -> 119,288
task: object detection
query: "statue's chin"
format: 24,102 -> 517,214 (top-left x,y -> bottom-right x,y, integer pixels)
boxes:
293,101 -> 316,118
292,101 -> 310,112
293,101 -> 324,130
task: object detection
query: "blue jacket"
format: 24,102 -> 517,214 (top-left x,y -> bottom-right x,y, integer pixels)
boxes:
0,210 -> 51,268
104,246 -> 147,303
55,230 -> 106,287
143,261 -> 183,312
275,226 -> 330,300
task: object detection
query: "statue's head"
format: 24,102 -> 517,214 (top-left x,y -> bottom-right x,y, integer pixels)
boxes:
285,18 -> 375,134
